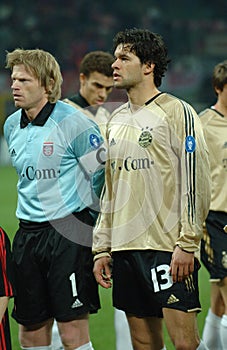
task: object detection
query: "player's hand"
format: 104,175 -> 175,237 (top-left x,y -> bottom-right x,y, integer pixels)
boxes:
93,256 -> 112,288
170,246 -> 194,283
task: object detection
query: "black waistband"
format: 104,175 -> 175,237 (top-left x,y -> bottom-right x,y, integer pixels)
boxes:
19,208 -> 96,230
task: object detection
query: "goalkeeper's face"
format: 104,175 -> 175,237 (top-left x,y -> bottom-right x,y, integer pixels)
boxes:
11,64 -> 49,113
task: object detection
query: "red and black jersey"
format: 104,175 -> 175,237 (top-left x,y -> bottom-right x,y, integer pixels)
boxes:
0,227 -> 14,350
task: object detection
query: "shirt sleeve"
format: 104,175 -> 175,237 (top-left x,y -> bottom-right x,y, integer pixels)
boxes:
69,112 -> 106,213
92,151 -> 113,254
173,101 -> 211,252
0,228 -> 14,298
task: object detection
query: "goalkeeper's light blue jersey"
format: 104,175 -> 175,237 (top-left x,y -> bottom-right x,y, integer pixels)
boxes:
4,101 -> 105,222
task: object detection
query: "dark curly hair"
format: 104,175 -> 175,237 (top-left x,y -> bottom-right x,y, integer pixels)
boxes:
113,28 -> 170,87
79,51 -> 114,78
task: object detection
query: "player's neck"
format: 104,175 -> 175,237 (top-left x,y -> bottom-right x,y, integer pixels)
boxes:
128,85 -> 160,111
213,102 -> 227,118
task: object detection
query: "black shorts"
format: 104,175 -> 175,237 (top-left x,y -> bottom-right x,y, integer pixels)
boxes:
12,212 -> 100,326
201,210 -> 227,281
112,250 -> 201,318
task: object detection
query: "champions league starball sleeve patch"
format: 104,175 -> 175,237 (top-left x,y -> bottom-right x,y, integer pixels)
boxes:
78,134 -> 106,174
89,134 -> 101,149
185,135 -> 196,153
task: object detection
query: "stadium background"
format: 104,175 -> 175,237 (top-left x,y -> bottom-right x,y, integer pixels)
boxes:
0,0 -> 226,136
0,0 -> 226,348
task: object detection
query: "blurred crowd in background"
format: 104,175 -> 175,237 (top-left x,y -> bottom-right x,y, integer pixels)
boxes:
0,0 -> 226,160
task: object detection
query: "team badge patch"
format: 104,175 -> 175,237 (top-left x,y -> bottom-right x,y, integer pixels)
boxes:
185,135 -> 196,153
43,142 -> 54,156
138,130 -> 153,148
89,134 -> 101,149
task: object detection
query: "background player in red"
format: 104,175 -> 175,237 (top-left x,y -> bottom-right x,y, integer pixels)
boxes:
0,227 -> 14,350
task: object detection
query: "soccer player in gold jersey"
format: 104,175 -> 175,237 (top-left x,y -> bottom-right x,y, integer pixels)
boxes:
93,28 -> 211,350
200,60 -> 227,350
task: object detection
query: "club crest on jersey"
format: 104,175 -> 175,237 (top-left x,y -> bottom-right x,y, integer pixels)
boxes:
89,134 -> 101,149
138,129 -> 152,148
185,135 -> 196,153
43,142 -> 54,156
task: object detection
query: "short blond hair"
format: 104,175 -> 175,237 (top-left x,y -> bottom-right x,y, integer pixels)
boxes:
6,48 -> 63,103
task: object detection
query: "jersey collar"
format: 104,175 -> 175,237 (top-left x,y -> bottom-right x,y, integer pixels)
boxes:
70,92 -> 89,108
69,93 -> 98,116
20,102 -> 56,128
145,92 -> 164,106
210,106 -> 225,118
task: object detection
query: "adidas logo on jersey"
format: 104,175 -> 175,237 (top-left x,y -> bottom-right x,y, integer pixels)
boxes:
71,298 -> 83,308
167,294 -> 179,304
110,138 -> 116,146
10,148 -> 17,157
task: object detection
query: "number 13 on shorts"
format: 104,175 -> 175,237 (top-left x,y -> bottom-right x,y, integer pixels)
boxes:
151,264 -> 173,292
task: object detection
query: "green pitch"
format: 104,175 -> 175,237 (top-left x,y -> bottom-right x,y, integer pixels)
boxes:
0,166 -> 210,349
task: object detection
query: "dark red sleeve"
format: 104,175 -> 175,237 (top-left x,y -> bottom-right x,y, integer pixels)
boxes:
0,227 -> 14,349
0,227 -> 14,298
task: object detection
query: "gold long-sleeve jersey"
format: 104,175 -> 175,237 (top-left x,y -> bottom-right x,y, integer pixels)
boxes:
199,108 -> 227,212
93,93 -> 211,258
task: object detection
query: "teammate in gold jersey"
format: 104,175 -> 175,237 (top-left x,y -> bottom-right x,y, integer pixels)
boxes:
200,60 -> 227,350
63,50 -> 114,133
93,28 -> 211,350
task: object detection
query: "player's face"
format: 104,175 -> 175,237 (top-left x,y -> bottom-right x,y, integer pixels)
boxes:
80,71 -> 113,107
11,64 -> 48,113
112,44 -> 143,90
